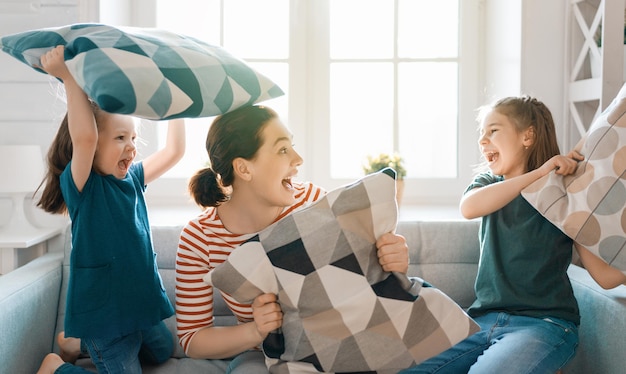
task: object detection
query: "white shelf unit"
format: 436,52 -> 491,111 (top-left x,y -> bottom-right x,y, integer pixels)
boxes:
566,0 -> 625,149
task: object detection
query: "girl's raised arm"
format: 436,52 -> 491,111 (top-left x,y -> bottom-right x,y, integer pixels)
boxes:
461,155 -> 579,220
142,119 -> 186,185
40,46 -> 97,192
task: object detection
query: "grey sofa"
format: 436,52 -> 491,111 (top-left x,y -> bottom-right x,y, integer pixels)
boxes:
1,220 -> 624,374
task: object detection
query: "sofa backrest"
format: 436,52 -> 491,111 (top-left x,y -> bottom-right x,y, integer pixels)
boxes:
397,220 -> 480,308
150,225 -> 235,323
54,219 -> 482,358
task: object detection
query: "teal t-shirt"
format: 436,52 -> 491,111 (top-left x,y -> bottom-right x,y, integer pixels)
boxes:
60,161 -> 174,339
465,172 -> 580,325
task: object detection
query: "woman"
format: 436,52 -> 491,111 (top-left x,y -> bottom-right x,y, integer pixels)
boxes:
175,105 -> 409,373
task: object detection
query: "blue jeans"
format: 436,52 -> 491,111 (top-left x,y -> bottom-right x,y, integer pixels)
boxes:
399,312 -> 578,374
56,321 -> 173,374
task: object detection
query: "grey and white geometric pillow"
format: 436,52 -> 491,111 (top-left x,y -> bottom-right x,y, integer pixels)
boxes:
205,168 -> 479,373
0,23 -> 284,119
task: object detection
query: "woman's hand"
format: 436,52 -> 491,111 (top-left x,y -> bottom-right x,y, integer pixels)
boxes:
376,232 -> 409,274
251,293 -> 283,340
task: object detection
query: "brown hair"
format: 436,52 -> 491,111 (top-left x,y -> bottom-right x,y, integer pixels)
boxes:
188,105 -> 278,208
36,101 -> 103,214
477,95 -> 561,172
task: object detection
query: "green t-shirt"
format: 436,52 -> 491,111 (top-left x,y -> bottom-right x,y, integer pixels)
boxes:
466,172 -> 580,325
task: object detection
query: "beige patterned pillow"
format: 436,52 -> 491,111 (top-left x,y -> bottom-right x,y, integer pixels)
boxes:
522,87 -> 626,273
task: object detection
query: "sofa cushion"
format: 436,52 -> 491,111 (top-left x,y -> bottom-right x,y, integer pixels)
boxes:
205,168 -> 479,373
565,265 -> 626,373
0,23 -> 284,119
522,85 -> 626,273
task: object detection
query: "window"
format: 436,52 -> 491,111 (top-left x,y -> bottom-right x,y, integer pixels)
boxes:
103,0 -> 481,206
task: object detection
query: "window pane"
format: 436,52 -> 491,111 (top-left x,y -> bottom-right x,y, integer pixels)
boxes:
224,0 -> 289,58
156,0 -> 220,42
330,63 -> 394,178
398,62 -> 457,178
155,0 -> 219,179
330,0 -> 394,59
398,0 -> 458,58
157,117 -> 211,178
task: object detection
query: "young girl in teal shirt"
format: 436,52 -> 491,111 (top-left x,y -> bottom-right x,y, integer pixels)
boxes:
35,45 -> 186,374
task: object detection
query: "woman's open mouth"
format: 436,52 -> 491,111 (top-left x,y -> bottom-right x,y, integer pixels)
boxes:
282,177 -> 294,191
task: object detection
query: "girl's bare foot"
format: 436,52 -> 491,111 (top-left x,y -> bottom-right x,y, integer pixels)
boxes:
36,353 -> 64,374
57,331 -> 81,363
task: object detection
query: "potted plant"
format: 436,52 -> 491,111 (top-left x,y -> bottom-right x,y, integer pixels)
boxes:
363,152 -> 407,205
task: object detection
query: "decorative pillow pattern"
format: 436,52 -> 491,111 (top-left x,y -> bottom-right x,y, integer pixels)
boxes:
0,23 -> 284,119
205,168 -> 479,373
522,86 -> 626,273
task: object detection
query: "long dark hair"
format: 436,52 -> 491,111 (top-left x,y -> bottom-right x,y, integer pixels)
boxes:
188,105 -> 278,208
477,95 -> 561,173
36,101 -> 102,214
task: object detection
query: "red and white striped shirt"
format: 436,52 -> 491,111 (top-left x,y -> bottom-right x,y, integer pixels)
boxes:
175,181 -> 324,353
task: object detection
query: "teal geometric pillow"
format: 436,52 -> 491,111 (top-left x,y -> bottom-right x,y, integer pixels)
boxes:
0,23 -> 284,120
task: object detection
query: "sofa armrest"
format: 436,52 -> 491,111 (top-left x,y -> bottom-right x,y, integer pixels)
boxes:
0,252 -> 64,374
564,264 -> 626,374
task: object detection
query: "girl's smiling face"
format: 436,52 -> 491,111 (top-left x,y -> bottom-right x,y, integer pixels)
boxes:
478,109 -> 531,179
93,113 -> 138,179
245,118 -> 303,207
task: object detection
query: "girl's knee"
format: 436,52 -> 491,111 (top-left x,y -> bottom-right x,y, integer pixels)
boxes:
37,353 -> 65,374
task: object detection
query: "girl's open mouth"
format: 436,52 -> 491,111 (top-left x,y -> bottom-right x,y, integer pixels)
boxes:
485,152 -> 498,163
118,158 -> 132,172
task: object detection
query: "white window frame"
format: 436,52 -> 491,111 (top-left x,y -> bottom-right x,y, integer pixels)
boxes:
99,0 -> 483,207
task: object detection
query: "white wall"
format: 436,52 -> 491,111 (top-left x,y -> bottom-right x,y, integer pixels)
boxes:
482,0 -> 568,149
483,0 -> 522,101
521,0 -> 568,148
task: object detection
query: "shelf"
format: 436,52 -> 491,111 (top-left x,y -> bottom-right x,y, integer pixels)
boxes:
566,0 -> 625,147
569,78 -> 602,102
0,227 -> 63,249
